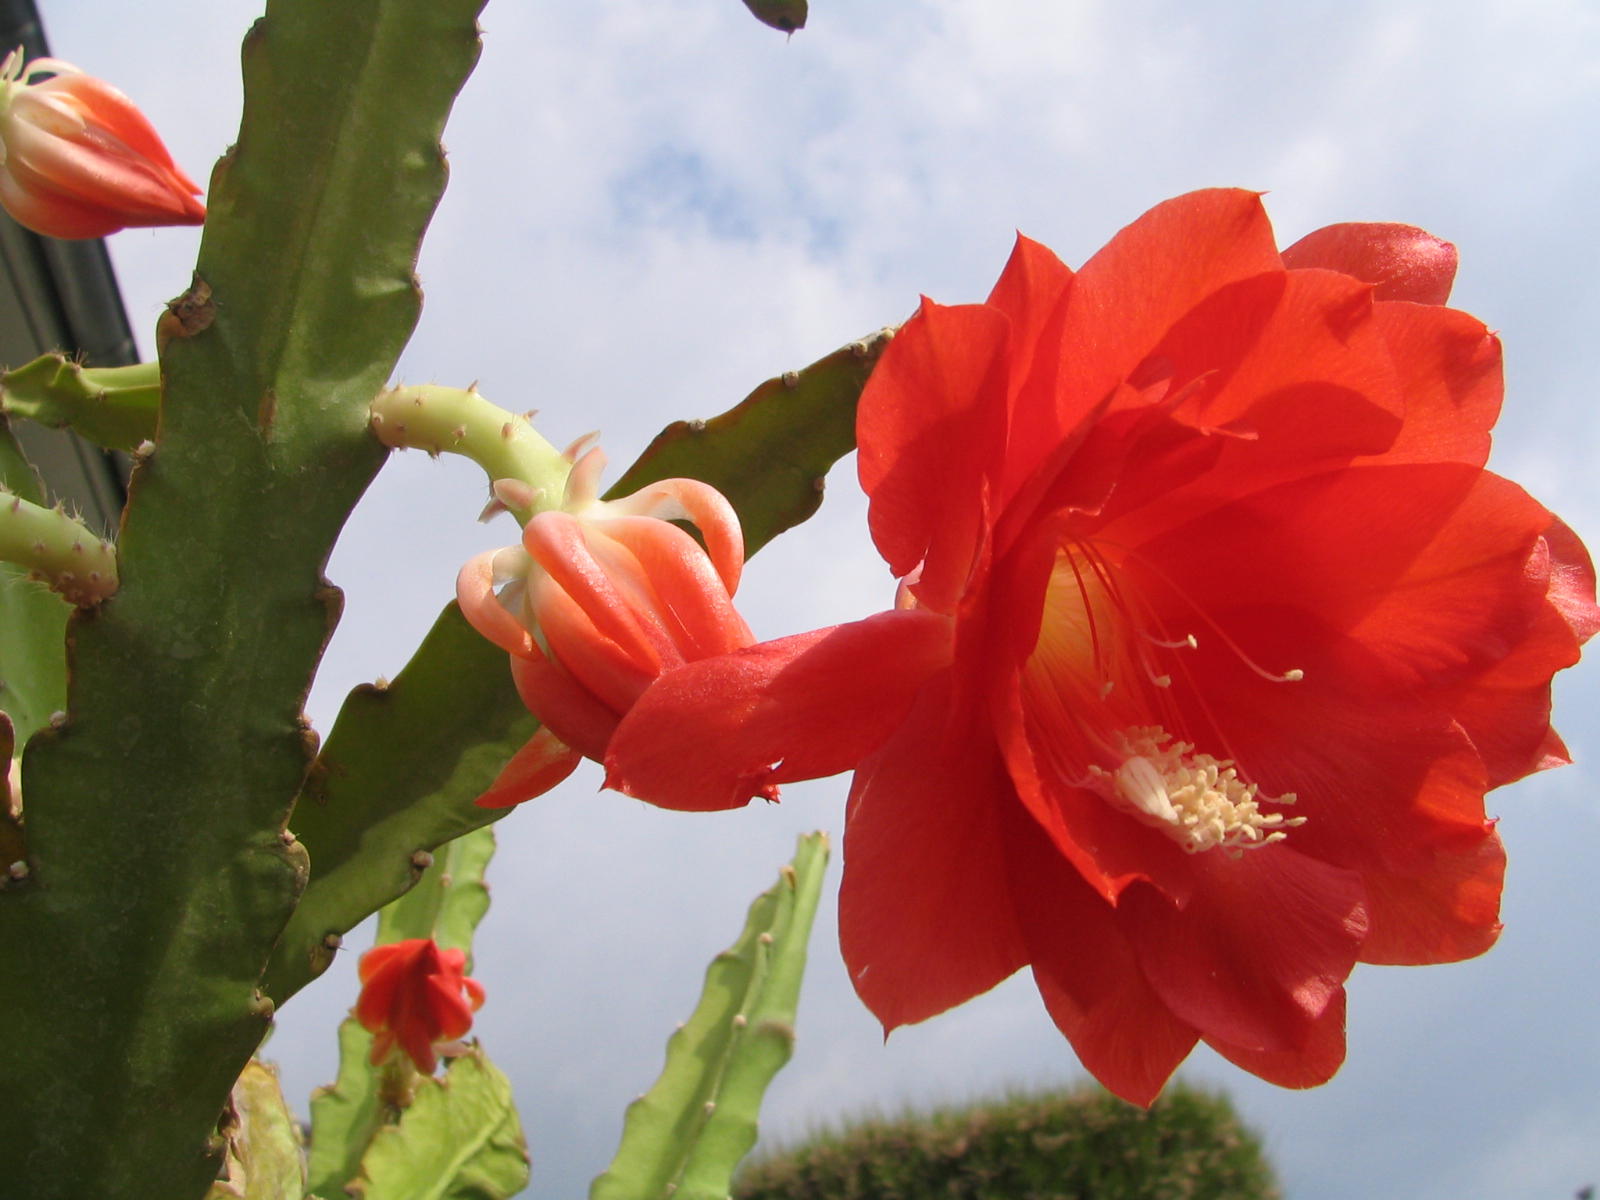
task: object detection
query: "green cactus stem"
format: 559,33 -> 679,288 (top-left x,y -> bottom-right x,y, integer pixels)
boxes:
0,354 -> 160,451
370,383 -> 573,523
0,417 -> 68,846
590,832 -> 830,1200
307,825 -> 510,1198
206,1060 -> 307,1200
0,488 -> 118,606
0,3 -> 490,1197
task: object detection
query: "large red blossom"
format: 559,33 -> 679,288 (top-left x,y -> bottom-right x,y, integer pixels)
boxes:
355,938 -> 486,1075
0,51 -> 205,239
604,190 -> 1598,1103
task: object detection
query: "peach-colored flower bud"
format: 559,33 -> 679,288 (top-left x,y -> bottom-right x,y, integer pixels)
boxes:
0,49 -> 205,239
457,445 -> 755,808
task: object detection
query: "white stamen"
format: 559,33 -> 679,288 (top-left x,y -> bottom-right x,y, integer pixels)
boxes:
1090,726 -> 1304,856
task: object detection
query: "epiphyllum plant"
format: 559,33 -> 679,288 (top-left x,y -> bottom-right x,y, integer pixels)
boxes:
0,2 -> 1592,1194
606,189 -> 1600,1103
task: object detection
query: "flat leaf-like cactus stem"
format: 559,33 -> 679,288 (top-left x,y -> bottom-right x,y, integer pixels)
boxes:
0,3 -> 487,1197
590,833 -> 830,1200
263,603 -> 529,1005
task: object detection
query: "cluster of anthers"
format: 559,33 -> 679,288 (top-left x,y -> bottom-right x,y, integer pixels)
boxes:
1091,726 -> 1306,856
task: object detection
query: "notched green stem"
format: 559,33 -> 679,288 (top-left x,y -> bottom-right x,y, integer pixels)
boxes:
0,489 -> 117,606
0,355 -> 160,452
370,384 -> 572,523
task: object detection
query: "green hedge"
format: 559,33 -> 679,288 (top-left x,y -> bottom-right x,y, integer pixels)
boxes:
732,1082 -> 1280,1200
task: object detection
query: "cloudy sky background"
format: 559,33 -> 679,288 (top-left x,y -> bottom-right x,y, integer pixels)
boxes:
45,1 -> 1600,1196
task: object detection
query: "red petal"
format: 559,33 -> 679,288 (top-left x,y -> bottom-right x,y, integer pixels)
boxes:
456,552 -> 536,658
591,515 -> 753,658
605,609 -> 952,811
523,513 -> 672,675
1050,189 -> 1282,436
0,164 -> 127,238
397,1021 -> 438,1075
1205,989 -> 1348,1089
984,235 -> 1079,501
509,652 -> 621,762
984,233 -> 1075,342
426,975 -> 476,1041
533,580 -> 666,713
40,74 -> 189,180
1126,465 -> 1556,868
857,298 -> 1012,611
1542,514 -> 1600,645
355,941 -> 426,1027
1120,847 -> 1368,1053
839,675 -> 1029,1032
367,1029 -> 396,1067
605,477 -> 746,596
475,725 -> 583,809
1002,800 -> 1198,1106
1358,832 -> 1504,965
1150,269 -> 1402,458
1445,588 -> 1581,787
1365,302 -> 1501,468
1282,222 -> 1458,304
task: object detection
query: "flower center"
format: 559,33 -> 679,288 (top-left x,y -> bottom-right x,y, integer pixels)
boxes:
1088,727 -> 1304,855
1025,542 -> 1308,855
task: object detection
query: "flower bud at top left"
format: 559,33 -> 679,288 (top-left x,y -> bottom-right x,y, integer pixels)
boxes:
457,443 -> 757,809
0,49 -> 205,239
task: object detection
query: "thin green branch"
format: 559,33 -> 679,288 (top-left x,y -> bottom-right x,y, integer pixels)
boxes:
370,383 -> 573,524
0,489 -> 117,606
0,354 -> 159,451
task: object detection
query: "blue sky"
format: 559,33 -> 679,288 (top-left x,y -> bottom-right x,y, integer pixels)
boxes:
45,1 -> 1600,1196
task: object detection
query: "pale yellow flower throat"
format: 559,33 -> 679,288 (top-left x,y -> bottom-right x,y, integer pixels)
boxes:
1032,542 -> 1306,856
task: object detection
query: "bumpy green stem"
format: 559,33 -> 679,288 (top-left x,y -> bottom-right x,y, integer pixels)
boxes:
371,384 -> 572,523
0,355 -> 160,451
0,489 -> 117,606
591,833 -> 830,1200
307,825 -> 525,1199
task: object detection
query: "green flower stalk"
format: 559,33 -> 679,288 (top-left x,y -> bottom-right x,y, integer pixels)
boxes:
0,488 -> 116,606
370,383 -> 574,523
0,354 -> 160,451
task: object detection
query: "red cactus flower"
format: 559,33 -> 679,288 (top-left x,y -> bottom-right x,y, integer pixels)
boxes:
355,938 -> 486,1074
605,190 -> 1598,1103
457,443 -> 755,807
0,49 -> 205,239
